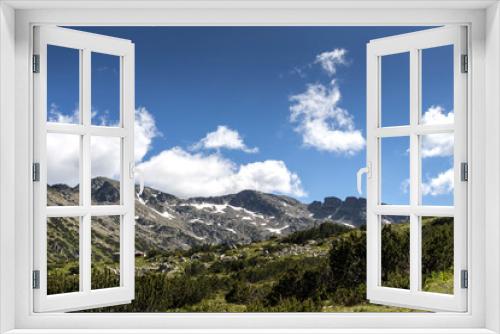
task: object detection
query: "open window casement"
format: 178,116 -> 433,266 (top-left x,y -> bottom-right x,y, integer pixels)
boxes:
364,26 -> 467,312
33,26 -> 135,312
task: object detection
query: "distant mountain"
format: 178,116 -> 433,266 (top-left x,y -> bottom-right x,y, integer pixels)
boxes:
46,177 -> 401,261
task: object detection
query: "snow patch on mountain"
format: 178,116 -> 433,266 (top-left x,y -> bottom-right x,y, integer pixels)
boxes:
267,225 -> 289,235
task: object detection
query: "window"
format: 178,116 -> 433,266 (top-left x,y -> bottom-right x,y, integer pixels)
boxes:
4,2 -> 495,331
33,25 -> 468,314
365,26 -> 467,311
33,26 -> 135,312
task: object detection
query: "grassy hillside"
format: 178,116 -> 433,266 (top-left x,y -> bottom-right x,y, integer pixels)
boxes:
47,217 -> 454,312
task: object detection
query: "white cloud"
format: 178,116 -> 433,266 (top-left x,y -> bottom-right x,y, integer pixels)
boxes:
47,106 -> 305,198
422,168 -> 454,196
400,168 -> 454,197
47,107 -> 159,185
421,133 -> 454,158
48,103 -> 79,123
193,125 -> 258,153
47,133 -> 80,186
421,106 -> 454,158
315,48 -> 347,76
137,147 -> 305,198
421,105 -> 454,125
289,82 -> 365,155
134,107 -> 160,162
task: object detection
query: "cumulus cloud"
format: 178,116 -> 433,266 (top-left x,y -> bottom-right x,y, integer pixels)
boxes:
137,147 -> 305,198
421,106 -> 454,158
134,107 -> 160,162
48,103 -> 79,123
421,168 -> 454,196
193,125 -> 258,153
47,107 -> 159,186
421,105 -> 454,125
289,48 -> 364,155
315,49 -> 348,76
47,133 -> 81,186
400,168 -> 454,197
289,81 -> 365,155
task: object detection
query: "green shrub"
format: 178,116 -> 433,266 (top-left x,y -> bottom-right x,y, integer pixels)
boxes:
284,222 -> 350,244
266,268 -> 327,306
329,231 -> 366,290
330,284 -> 366,306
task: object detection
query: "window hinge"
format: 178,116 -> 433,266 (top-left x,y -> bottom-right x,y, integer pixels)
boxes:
32,54 -> 40,73
32,270 -> 40,289
461,54 -> 468,73
32,162 -> 40,182
461,269 -> 468,289
461,162 -> 468,182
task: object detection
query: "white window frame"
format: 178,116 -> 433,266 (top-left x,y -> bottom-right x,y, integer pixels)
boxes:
0,1 -> 499,333
32,26 -> 136,312
365,26 -> 468,312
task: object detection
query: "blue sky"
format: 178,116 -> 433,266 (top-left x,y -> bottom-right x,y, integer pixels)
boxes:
47,26 -> 454,205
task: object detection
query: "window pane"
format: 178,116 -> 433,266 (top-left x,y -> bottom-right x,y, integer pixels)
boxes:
91,136 -> 121,205
381,52 -> 410,127
47,217 -> 80,295
421,45 -> 454,125
47,133 -> 80,206
422,216 -> 454,294
91,52 -> 121,126
381,215 -> 410,289
421,134 -> 454,206
47,45 -> 80,124
91,216 -> 121,289
381,136 -> 410,205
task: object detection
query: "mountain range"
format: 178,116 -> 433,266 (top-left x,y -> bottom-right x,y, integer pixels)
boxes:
47,177 -> 400,259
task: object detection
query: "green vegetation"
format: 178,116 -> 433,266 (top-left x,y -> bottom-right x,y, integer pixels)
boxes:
48,219 -> 454,312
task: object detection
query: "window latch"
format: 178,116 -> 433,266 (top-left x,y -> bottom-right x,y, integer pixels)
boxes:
130,163 -> 144,196
356,162 -> 371,195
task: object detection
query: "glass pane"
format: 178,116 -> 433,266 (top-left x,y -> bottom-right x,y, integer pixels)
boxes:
91,136 -> 121,205
381,215 -> 410,289
381,136 -> 410,205
421,134 -> 454,206
47,133 -> 80,206
47,45 -> 80,124
91,52 -> 121,126
421,45 -> 454,125
381,52 -> 410,127
422,216 -> 454,294
47,217 -> 80,295
91,216 -> 120,289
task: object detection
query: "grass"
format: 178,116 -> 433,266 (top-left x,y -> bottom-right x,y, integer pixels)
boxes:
423,270 -> 454,295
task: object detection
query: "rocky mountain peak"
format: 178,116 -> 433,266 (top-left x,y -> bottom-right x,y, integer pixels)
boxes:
91,177 -> 120,204
227,190 -> 285,217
